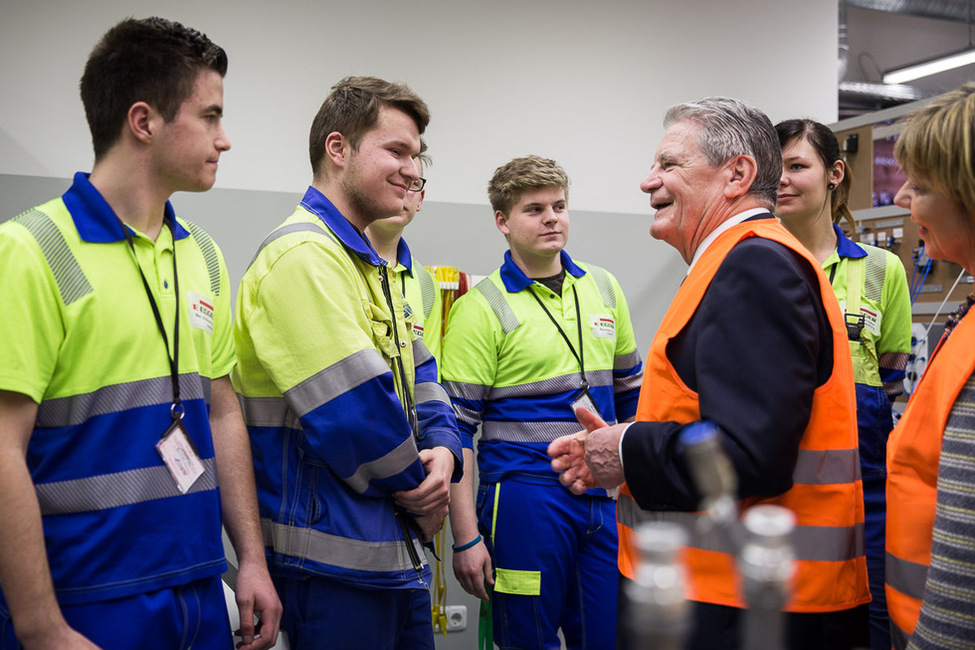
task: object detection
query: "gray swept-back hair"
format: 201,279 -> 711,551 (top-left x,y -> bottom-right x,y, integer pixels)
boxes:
665,96 -> 780,208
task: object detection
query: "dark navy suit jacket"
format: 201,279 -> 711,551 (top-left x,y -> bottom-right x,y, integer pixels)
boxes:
622,214 -> 834,511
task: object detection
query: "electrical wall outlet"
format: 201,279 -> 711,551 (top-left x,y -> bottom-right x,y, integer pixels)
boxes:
445,605 -> 467,632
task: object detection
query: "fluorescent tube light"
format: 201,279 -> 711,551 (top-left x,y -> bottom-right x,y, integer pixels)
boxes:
883,48 -> 975,85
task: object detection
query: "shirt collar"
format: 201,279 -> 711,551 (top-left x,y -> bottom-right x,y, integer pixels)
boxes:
299,185 -> 385,267
688,208 -> 771,274
833,223 -> 867,259
63,172 -> 189,243
499,249 -> 585,292
395,237 -> 415,276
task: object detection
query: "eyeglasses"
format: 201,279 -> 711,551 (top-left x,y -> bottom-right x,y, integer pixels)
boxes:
408,177 -> 427,192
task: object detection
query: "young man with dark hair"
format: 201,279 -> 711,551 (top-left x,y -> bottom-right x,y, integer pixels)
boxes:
0,17 -> 280,650
233,76 -> 462,649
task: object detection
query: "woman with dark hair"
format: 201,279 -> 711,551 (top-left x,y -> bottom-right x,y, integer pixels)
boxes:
886,83 -> 975,650
775,118 -> 913,650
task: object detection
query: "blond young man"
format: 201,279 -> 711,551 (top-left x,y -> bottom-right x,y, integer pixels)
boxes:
442,155 -> 643,650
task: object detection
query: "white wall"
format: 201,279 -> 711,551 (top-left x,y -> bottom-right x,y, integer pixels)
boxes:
1,0 -> 837,215
0,3 -> 838,647
1,0 -> 838,342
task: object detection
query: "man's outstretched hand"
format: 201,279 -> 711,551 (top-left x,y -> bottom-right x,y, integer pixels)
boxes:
549,407 -> 626,494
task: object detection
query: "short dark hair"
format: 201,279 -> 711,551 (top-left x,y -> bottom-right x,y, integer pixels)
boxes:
775,119 -> 854,233
309,76 -> 430,178
80,17 -> 228,161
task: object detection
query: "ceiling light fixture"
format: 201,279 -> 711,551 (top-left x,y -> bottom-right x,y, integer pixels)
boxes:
883,48 -> 975,85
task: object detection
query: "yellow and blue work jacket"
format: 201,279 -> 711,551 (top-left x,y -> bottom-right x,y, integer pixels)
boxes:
0,173 -> 230,605
232,186 -> 462,589
826,225 -> 911,477
390,238 -> 443,364
441,250 -> 643,493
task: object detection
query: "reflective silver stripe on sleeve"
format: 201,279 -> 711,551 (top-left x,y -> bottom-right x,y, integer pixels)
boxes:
237,395 -> 301,430
246,221 -> 337,271
13,209 -> 93,305
183,220 -> 221,296
792,448 -> 861,485
452,403 -> 482,428
418,268 -> 436,320
285,349 -> 389,418
36,457 -> 218,515
442,380 -> 491,402
262,518 -> 425,573
863,247 -> 887,303
617,493 -> 864,562
415,382 -> 451,407
481,420 -> 593,444
586,265 -> 617,310
413,339 -> 433,367
487,370 -> 614,401
613,373 -> 644,393
36,373 -> 211,428
475,280 -> 520,334
614,350 -> 643,371
344,436 -> 420,494
886,551 -> 929,600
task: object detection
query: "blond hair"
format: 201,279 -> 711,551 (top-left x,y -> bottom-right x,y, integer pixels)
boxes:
488,155 -> 569,215
895,82 -> 975,220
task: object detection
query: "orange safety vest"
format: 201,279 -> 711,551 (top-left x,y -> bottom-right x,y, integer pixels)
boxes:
617,218 -> 869,613
886,312 -> 975,648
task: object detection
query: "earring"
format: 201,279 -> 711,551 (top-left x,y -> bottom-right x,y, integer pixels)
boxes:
827,183 -> 835,190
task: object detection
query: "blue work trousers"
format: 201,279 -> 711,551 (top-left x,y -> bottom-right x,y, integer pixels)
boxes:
855,383 -> 894,650
274,574 -> 433,650
0,574 -> 232,650
863,474 -> 890,650
478,477 -> 618,650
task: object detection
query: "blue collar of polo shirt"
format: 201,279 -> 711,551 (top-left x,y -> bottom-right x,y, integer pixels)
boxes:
62,172 -> 190,243
395,237 -> 416,276
499,249 -> 586,293
833,223 -> 867,260
299,185 -> 385,267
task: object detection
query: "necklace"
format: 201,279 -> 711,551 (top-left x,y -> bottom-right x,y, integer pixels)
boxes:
944,292 -> 975,338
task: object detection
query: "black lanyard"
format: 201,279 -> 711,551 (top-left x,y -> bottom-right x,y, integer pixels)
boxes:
379,265 -> 419,441
119,217 -> 182,422
529,284 -> 587,389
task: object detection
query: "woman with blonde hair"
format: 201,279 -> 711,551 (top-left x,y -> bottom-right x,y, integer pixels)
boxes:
775,118 -> 912,650
886,82 -> 975,650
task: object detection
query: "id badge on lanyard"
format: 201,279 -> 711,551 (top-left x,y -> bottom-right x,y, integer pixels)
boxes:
121,215 -> 206,493
530,284 -> 602,419
570,385 -> 602,420
157,412 -> 205,494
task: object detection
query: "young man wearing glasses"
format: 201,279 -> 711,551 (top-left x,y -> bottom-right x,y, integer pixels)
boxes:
365,155 -> 444,364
